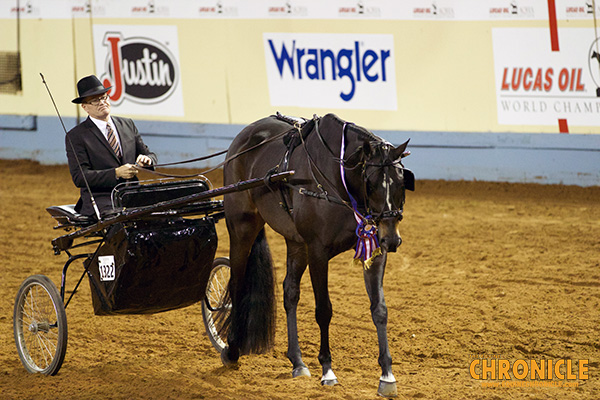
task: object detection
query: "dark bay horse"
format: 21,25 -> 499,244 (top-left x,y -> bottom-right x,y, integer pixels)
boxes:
221,113 -> 414,397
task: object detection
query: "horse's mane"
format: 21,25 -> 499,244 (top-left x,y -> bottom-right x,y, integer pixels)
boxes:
273,112 -> 382,144
322,113 -> 381,142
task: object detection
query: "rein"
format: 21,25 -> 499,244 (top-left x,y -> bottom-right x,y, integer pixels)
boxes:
135,126 -> 296,179
151,149 -> 228,167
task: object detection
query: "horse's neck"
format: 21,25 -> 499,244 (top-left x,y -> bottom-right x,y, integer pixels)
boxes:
314,121 -> 366,197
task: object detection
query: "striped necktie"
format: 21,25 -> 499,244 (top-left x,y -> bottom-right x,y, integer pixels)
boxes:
106,123 -> 121,158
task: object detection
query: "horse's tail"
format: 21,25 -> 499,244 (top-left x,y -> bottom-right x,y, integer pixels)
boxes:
229,228 -> 276,355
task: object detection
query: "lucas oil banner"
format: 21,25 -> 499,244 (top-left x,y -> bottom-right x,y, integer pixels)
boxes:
493,28 -> 599,127
92,25 -> 184,116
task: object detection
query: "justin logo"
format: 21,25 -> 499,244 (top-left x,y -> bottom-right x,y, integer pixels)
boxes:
99,33 -> 179,106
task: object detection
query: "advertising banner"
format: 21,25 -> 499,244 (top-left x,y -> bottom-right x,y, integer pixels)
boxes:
264,33 -> 397,110
0,0 -> 567,21
493,28 -> 599,126
92,24 -> 184,116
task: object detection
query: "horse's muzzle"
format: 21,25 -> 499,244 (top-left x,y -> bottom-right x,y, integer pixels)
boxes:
376,218 -> 402,252
379,234 -> 402,253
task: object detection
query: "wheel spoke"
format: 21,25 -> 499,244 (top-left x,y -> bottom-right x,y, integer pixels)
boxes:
22,298 -> 35,321
36,334 -> 50,368
39,332 -> 55,362
207,266 -> 230,309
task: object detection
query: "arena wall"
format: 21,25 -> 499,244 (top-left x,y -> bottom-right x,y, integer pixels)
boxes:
0,1 -> 598,186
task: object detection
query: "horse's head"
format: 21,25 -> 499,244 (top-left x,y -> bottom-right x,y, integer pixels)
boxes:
354,139 -> 414,253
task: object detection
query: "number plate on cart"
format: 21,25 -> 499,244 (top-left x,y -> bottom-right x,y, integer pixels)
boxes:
98,256 -> 116,281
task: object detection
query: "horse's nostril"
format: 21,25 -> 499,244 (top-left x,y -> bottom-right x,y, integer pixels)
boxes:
381,237 -> 401,253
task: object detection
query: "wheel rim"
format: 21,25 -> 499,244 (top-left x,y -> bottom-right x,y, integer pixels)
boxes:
15,282 -> 62,373
204,262 -> 231,351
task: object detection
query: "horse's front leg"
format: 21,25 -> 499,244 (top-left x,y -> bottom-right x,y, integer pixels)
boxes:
307,250 -> 338,386
283,240 -> 311,378
363,251 -> 397,398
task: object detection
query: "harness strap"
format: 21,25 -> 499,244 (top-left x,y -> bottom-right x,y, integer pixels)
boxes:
314,117 -> 336,157
298,120 -> 347,206
275,117 -> 318,214
339,123 -> 366,224
297,187 -> 347,206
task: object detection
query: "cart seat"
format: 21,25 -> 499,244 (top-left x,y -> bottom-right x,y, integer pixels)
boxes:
46,204 -> 94,227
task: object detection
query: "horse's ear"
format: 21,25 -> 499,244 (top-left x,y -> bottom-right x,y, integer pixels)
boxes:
363,141 -> 377,158
345,141 -> 373,167
390,139 -> 410,160
345,145 -> 366,167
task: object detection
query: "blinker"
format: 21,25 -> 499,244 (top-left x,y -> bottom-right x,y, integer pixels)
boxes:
403,169 -> 415,191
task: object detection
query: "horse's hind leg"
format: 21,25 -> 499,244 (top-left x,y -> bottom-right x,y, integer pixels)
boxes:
363,251 -> 397,398
221,207 -> 267,365
283,239 -> 311,378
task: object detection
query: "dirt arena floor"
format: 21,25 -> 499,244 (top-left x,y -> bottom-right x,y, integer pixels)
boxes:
0,159 -> 598,399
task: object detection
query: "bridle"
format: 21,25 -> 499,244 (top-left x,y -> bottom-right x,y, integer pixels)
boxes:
361,148 -> 406,224
329,122 -> 411,267
337,123 -> 407,227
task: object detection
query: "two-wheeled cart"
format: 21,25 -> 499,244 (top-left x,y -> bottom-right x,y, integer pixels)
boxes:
13,171 -> 292,375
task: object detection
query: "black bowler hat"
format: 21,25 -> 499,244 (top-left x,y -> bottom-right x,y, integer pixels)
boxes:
72,75 -> 112,104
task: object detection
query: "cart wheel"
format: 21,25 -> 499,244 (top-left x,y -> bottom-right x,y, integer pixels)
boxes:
202,257 -> 231,353
13,275 -> 68,375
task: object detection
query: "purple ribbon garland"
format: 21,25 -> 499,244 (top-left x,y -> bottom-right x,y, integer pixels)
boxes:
339,124 -> 381,267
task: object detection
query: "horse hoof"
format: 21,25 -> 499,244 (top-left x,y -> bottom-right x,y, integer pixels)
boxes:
377,380 -> 398,398
220,347 -> 238,367
321,378 -> 339,386
292,366 -> 311,378
321,369 -> 339,386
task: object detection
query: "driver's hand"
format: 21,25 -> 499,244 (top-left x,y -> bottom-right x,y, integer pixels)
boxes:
115,163 -> 138,179
136,154 -> 153,167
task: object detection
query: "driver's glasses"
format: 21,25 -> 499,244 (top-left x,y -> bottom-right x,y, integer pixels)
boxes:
86,94 -> 109,105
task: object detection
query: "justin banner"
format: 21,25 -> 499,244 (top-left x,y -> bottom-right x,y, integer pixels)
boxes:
92,24 -> 184,117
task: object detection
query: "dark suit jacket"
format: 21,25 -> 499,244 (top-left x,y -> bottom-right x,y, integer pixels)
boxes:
66,116 -> 158,217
